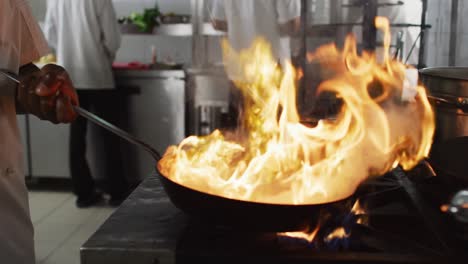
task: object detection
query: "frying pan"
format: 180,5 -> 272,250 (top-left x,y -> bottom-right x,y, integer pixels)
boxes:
75,107 -> 350,232
0,70 -> 350,231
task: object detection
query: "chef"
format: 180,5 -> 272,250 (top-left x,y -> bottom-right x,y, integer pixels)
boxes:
0,0 -> 78,262
346,0 -> 423,65
211,0 -> 301,68
43,0 -> 128,207
210,0 -> 301,127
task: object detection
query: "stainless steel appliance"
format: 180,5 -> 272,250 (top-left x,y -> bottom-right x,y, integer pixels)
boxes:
81,166 -> 468,264
185,67 -> 230,136
420,67 -> 468,186
114,70 -> 185,182
420,67 -> 468,143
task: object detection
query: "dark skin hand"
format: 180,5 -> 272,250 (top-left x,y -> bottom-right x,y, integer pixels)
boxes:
16,63 -> 78,124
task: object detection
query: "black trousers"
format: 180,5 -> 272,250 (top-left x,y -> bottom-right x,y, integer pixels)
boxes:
69,90 -> 128,199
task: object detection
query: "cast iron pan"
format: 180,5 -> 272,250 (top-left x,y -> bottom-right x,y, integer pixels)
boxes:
75,107 -> 351,231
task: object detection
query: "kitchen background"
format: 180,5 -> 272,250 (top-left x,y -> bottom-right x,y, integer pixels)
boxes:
28,0 -> 468,67
19,1 -> 468,264
22,0 -> 468,183
29,0 -> 193,65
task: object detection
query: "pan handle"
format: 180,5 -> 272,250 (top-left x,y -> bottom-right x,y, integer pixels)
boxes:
0,70 -> 161,162
0,70 -> 163,162
73,106 -> 162,162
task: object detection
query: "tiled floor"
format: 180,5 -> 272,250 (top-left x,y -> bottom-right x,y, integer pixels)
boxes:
29,191 -> 116,264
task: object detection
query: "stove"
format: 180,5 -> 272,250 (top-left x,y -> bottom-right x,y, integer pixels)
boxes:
81,164 -> 468,264
175,167 -> 466,264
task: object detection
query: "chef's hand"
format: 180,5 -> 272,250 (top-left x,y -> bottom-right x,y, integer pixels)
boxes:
17,63 -> 79,123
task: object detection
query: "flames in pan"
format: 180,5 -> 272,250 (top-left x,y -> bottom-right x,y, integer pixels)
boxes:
158,17 -> 435,205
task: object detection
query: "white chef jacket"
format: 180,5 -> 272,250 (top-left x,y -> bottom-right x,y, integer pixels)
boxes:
43,0 -> 121,89
212,0 -> 301,66
0,0 -> 50,263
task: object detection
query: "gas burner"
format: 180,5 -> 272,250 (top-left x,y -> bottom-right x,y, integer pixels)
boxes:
81,166 -> 468,264
173,170 -> 467,264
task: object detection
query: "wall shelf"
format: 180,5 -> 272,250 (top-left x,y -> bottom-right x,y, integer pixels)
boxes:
120,23 -> 225,37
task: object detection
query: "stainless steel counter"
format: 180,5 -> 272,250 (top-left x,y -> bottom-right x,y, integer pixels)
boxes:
80,174 -> 187,264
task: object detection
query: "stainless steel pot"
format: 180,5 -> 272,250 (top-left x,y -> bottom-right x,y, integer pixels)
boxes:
419,67 -> 468,186
420,67 -> 468,143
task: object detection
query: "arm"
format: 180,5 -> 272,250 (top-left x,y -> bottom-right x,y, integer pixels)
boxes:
210,0 -> 227,32
98,0 -> 121,61
0,1 -> 77,123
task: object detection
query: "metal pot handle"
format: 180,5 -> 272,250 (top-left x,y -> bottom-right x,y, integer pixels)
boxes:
427,95 -> 468,112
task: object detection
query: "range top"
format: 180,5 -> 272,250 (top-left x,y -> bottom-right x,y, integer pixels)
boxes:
175,168 -> 466,264
81,164 -> 468,264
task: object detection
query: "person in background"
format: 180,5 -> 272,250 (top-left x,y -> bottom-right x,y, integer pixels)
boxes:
44,0 -> 130,207
210,0 -> 302,128
345,0 -> 423,66
211,0 -> 301,68
0,0 -> 78,262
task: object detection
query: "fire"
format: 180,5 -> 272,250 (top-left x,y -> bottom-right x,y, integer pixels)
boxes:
351,200 -> 365,215
278,225 -> 320,243
278,199 -> 365,243
157,17 -> 434,205
324,227 -> 349,242
350,199 -> 366,225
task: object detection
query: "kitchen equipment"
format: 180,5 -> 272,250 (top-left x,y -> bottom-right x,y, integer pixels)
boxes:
442,189 -> 468,224
185,67 -> 230,136
80,106 -> 350,231
113,69 -> 185,182
83,165 -> 467,264
0,70 -> 162,160
159,174 -> 350,231
79,105 -> 350,232
420,67 -> 468,142
73,106 -> 162,161
419,67 -> 468,186
1,70 -> 352,231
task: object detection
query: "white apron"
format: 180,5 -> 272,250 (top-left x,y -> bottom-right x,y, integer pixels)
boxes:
0,96 -> 35,264
0,0 -> 49,263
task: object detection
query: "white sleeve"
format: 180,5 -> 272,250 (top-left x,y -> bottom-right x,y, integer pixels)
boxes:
211,0 -> 226,20
276,0 -> 301,24
43,0 -> 58,51
0,0 -> 21,72
98,0 -> 121,60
